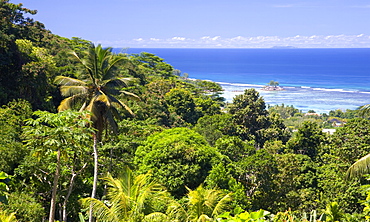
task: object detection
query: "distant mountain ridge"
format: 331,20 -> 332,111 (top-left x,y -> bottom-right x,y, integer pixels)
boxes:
271,46 -> 297,49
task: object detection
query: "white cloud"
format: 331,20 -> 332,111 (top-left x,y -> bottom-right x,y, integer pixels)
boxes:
201,36 -> 221,41
97,34 -> 370,48
172,37 -> 186,41
230,36 -> 246,41
211,36 -> 221,41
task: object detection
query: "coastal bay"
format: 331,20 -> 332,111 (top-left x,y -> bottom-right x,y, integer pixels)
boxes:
123,48 -> 370,113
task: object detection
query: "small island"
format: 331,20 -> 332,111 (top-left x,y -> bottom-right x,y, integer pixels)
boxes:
262,80 -> 285,91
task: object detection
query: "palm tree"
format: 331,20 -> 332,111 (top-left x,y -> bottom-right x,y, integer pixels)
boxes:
346,153 -> 370,179
0,210 -> 17,222
54,43 -> 139,222
185,184 -> 232,222
358,104 -> 370,117
344,103 -> 370,179
345,104 -> 370,179
80,167 -> 170,222
323,202 -> 344,222
55,43 -> 139,138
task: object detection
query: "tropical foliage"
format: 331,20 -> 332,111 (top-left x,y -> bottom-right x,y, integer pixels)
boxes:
3,1 -> 370,221
81,167 -> 170,222
185,184 -> 232,221
23,110 -> 93,222
54,43 -> 139,138
268,80 -> 279,88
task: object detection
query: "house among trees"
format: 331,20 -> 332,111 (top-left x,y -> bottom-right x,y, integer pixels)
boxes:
304,112 -> 321,117
328,118 -> 346,127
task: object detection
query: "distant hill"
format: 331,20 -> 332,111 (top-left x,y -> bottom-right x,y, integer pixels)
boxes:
271,46 -> 297,49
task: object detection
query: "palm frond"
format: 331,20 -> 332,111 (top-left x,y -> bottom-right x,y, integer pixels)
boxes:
346,153 -> 370,179
104,77 -> 135,89
135,176 -> 166,213
102,56 -> 126,80
79,102 -> 88,112
211,193 -> 232,218
102,173 -> 131,219
109,105 -> 121,120
54,75 -> 86,86
107,94 -> 135,116
69,50 -> 97,84
197,214 -> 213,222
74,45 -> 98,84
166,200 -> 188,221
358,104 -> 370,116
80,197 -> 120,222
96,91 -> 112,107
58,95 -> 85,112
104,108 -> 119,134
0,210 -> 17,222
143,212 -> 169,222
103,87 -> 121,96
83,169 -> 174,222
60,85 -> 89,97
56,43 -> 138,139
95,44 -> 113,80
186,185 -> 232,221
86,97 -> 113,137
85,96 -> 100,123
120,90 -> 141,101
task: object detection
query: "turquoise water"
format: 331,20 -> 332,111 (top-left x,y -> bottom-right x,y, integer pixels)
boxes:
122,48 -> 370,113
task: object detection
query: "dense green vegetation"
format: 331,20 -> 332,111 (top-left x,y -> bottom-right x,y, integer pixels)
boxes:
2,1 -> 370,221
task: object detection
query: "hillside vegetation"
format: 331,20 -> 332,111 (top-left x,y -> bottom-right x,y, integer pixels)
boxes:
1,1 -> 370,221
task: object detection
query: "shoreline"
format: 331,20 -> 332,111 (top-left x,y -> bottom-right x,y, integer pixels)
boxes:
214,81 -> 370,114
216,81 -> 370,94
261,86 -> 285,91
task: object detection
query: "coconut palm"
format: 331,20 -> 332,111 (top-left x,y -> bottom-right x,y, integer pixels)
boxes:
54,43 -> 139,222
80,167 -> 170,222
55,43 -> 139,138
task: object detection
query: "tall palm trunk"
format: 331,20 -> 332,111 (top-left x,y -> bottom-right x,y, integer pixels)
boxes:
54,44 -> 139,221
89,133 -> 98,222
49,149 -> 61,222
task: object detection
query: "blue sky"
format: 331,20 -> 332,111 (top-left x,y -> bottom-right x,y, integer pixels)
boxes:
13,0 -> 370,48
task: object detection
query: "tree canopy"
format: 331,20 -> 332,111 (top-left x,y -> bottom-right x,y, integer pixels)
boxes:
2,1 -> 370,221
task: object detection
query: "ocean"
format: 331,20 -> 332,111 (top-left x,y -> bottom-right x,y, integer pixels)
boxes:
120,48 -> 370,113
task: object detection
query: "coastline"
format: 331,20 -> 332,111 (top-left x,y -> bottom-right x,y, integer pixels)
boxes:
217,81 -> 370,114
123,48 -> 370,113
261,86 -> 285,91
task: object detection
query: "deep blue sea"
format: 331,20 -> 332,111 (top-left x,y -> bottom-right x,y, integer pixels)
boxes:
119,48 -> 370,113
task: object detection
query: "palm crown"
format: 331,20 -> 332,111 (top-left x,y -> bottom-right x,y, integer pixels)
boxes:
54,43 -> 139,139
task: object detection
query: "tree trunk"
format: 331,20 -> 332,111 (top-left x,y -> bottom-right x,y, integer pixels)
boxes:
62,173 -> 75,222
62,162 -> 87,222
49,149 -> 61,222
89,133 -> 98,222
